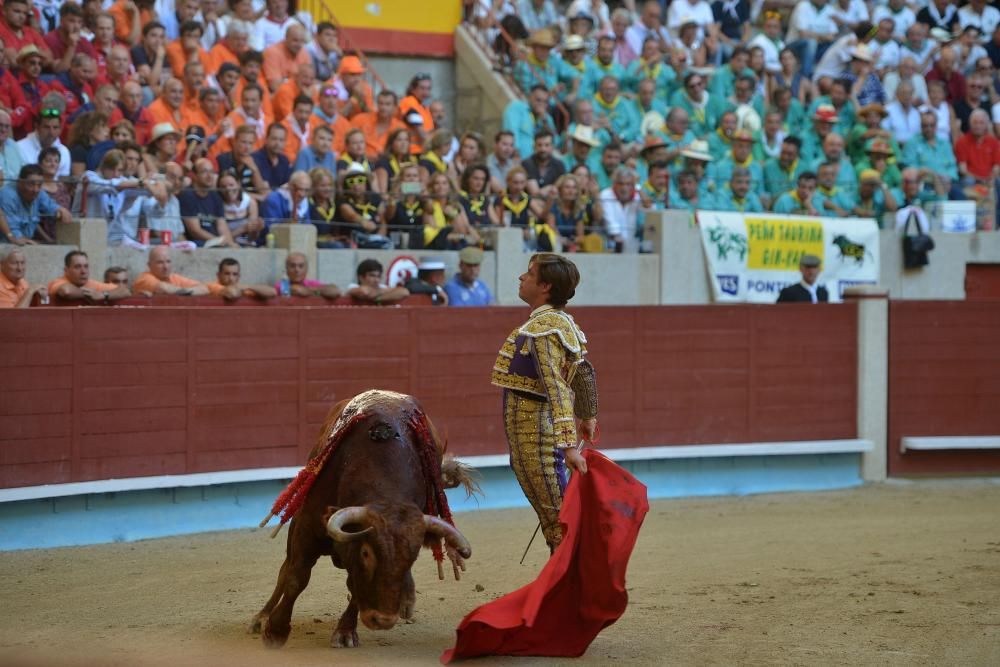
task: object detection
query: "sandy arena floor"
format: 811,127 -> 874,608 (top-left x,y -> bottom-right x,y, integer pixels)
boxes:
1,480 -> 999,667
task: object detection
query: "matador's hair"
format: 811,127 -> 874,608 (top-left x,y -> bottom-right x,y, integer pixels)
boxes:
530,253 -> 580,307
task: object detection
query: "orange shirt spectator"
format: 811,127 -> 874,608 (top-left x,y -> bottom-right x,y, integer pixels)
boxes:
262,29 -> 310,92
133,270 -> 204,294
399,94 -> 434,154
312,88 -> 353,155
0,268 -> 28,307
205,41 -> 240,76
164,21 -> 211,79
280,113 -> 321,163
271,75 -> 318,125
233,75 -> 274,120
108,0 -> 151,45
351,110 -> 406,160
146,79 -> 186,132
47,276 -> 120,295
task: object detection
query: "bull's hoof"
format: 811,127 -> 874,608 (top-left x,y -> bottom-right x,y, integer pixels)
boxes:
399,597 -> 415,621
248,612 -> 267,634
332,628 -> 360,648
261,619 -> 290,649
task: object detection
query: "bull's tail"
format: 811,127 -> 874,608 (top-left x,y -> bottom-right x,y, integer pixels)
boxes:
441,454 -> 483,499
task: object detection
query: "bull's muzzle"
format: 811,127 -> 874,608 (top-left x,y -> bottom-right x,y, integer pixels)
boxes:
360,609 -> 399,630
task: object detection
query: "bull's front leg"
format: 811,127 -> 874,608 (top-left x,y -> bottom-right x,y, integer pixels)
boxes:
249,558 -> 290,634
261,546 -> 320,649
332,597 -> 360,648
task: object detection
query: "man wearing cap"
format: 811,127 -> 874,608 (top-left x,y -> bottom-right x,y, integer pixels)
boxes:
16,108 -> 70,177
777,254 -> 828,303
715,167 -> 764,213
556,35 -> 590,104
43,3 -> 98,74
332,55 -> 374,120
764,136 -> 806,203
262,23 -> 309,92
855,138 -> 901,190
708,129 -> 765,196
15,44 -> 51,122
773,171 -> 821,216
404,257 -> 449,305
807,78 -> 855,135
800,104 -> 837,167
847,102 -> 895,163
502,84 -> 556,160
636,134 -> 668,184
523,130 -> 565,199
679,140 -> 715,199
444,247 -> 494,307
491,252 -> 597,552
561,124 -> 601,173
515,29 -> 561,95
852,168 -> 899,220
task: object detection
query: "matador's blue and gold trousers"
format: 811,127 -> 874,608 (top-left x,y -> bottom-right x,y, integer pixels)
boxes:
503,390 -> 569,549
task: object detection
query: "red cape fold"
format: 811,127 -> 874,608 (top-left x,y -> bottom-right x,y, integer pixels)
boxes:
441,450 -> 649,663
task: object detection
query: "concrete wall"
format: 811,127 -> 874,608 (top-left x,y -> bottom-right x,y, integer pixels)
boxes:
453,24 -> 520,148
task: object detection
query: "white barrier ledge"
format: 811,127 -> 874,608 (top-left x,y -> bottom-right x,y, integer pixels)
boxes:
901,436 -> 1000,452
0,439 -> 871,504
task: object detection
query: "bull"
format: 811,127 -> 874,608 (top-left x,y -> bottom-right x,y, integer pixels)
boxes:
249,389 -> 476,649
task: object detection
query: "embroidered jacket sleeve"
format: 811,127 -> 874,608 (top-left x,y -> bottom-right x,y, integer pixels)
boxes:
532,333 -> 577,448
571,359 -> 598,420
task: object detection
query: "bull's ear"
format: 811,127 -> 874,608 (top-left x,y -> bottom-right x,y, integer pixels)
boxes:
322,505 -> 339,525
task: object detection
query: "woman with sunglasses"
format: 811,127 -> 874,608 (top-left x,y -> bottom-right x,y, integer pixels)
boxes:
423,171 -> 479,250
372,128 -> 413,195
399,72 -> 434,154
336,166 -> 386,245
384,162 -> 427,249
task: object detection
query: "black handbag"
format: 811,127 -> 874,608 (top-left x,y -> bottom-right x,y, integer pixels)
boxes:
902,210 -> 935,268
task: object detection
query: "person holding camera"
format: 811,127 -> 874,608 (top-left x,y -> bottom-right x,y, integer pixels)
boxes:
385,163 -> 428,249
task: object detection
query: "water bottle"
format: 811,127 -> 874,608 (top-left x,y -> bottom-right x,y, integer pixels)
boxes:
279,278 -> 291,296
265,233 -> 276,249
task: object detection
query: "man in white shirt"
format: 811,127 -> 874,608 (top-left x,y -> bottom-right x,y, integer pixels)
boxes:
600,166 -> 642,253
626,0 -> 672,56
16,110 -> 70,178
872,0 -> 916,41
789,0 -> 839,79
870,18 -> 901,73
884,81 -> 922,143
958,0 -> 1000,44
667,0 -> 715,43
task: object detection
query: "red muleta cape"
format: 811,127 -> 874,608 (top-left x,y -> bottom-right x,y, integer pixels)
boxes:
441,449 -> 649,663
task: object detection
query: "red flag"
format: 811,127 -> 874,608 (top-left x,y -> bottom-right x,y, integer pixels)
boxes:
441,450 -> 649,663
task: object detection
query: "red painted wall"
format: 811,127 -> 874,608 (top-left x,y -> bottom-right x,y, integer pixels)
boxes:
888,301 -> 1000,475
0,305 -> 859,489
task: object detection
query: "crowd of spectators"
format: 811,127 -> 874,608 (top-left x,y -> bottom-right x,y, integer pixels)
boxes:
0,0 -> 511,255
471,0 -> 1000,249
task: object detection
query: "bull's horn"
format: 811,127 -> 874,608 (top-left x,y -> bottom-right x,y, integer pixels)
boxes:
327,506 -> 374,542
424,516 -> 472,559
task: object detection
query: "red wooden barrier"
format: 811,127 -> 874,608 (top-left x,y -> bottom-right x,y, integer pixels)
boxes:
888,301 -> 1000,475
0,305 -> 859,489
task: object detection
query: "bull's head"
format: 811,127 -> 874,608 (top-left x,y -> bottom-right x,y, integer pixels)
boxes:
326,504 -> 471,630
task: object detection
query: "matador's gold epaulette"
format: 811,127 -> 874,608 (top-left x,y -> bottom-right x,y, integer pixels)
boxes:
517,310 -> 587,355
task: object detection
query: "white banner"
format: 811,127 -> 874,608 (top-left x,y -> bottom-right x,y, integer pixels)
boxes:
698,211 -> 880,303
